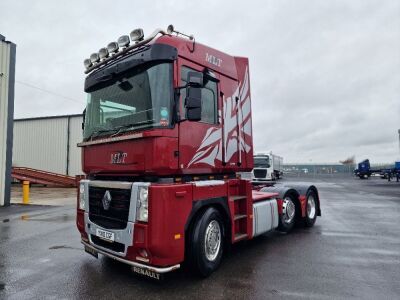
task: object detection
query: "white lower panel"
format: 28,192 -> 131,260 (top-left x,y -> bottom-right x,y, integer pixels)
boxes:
252,199 -> 279,237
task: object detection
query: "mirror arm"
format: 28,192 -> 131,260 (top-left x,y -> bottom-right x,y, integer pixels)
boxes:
173,89 -> 182,123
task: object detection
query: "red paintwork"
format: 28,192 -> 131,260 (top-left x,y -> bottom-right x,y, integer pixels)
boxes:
83,129 -> 178,176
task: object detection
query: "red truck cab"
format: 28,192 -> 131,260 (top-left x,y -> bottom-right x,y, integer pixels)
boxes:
76,26 -> 320,278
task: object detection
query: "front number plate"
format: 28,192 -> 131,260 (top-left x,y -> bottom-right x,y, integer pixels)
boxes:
96,228 -> 115,242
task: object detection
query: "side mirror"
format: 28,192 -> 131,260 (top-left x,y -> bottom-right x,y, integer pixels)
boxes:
82,108 -> 86,130
187,71 -> 203,87
185,71 -> 203,121
185,86 -> 202,121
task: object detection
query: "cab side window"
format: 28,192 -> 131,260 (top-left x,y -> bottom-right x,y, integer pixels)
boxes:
181,66 -> 217,124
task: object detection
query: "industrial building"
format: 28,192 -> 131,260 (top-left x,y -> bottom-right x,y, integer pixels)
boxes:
13,114 -> 84,176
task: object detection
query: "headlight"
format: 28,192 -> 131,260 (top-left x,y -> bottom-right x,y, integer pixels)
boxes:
136,186 -> 148,222
79,182 -> 86,210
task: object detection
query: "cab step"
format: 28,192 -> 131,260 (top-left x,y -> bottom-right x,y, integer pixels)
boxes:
234,233 -> 248,242
230,195 -> 247,202
234,214 -> 247,221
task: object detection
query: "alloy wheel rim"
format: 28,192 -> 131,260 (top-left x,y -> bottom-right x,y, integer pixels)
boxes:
204,220 -> 221,261
307,195 -> 316,219
283,197 -> 295,224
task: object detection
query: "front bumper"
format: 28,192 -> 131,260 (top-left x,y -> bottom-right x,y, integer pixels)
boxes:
82,240 -> 180,274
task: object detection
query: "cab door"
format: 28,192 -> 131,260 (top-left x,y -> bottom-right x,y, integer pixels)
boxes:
177,59 -> 223,174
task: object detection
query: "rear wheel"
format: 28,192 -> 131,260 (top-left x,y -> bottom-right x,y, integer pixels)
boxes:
304,191 -> 318,227
189,207 -> 224,277
278,195 -> 297,232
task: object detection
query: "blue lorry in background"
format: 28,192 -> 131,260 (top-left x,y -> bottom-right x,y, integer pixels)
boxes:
355,159 -> 400,181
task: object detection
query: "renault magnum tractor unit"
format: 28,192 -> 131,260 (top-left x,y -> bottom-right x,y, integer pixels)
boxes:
76,25 -> 321,278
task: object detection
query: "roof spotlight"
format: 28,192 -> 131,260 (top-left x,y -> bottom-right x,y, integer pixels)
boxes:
117,35 -> 130,48
98,47 -> 109,59
90,53 -> 100,64
167,24 -> 174,34
130,28 -> 144,42
107,41 -> 119,53
84,58 -> 92,69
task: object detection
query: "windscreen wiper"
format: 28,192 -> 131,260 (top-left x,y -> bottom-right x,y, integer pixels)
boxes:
88,126 -> 117,140
110,120 -> 155,137
88,120 -> 156,140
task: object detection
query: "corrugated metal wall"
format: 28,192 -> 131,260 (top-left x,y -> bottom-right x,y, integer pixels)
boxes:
13,115 -> 84,176
68,116 -> 83,176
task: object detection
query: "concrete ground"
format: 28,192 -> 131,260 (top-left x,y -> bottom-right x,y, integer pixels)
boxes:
0,176 -> 399,299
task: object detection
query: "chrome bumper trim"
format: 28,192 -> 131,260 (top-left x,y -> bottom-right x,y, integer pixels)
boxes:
82,241 -> 180,273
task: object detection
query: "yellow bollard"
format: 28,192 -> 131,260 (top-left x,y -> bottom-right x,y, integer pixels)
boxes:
22,181 -> 30,204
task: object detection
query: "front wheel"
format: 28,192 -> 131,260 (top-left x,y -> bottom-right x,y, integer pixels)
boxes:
189,207 -> 224,277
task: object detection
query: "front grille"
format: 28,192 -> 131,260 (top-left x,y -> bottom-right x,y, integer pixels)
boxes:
89,186 -> 131,230
91,235 -> 125,253
254,169 -> 267,179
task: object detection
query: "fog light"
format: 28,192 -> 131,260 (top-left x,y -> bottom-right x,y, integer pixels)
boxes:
139,248 -> 148,258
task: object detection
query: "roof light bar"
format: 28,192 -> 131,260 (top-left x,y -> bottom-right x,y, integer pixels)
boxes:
84,27 -> 170,74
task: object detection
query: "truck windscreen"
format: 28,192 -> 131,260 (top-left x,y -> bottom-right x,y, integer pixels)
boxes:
254,157 -> 270,168
83,62 -> 173,139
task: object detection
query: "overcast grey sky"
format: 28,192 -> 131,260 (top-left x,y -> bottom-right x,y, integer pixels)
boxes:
1,0 -> 399,163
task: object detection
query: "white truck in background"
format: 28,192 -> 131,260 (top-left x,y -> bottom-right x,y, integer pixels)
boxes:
252,152 -> 283,182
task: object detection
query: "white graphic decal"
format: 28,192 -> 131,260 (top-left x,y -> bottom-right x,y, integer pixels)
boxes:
188,67 -> 252,167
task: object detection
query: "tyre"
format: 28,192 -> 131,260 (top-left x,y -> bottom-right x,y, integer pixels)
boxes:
189,207 -> 224,277
304,191 -> 318,227
277,194 -> 297,233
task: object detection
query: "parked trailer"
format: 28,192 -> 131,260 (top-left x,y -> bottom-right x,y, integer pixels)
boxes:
76,26 -> 321,278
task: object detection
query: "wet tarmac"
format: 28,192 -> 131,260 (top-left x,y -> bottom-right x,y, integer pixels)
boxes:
1,176 -> 399,299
